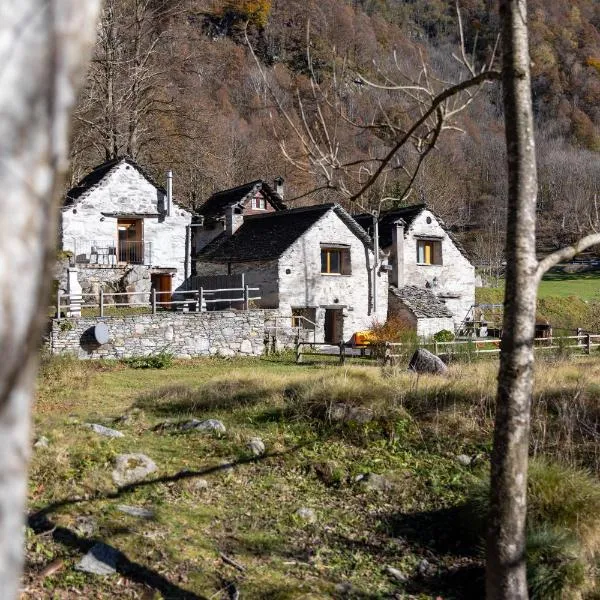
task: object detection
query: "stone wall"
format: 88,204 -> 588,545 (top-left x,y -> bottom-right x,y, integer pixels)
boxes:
47,311 -> 277,359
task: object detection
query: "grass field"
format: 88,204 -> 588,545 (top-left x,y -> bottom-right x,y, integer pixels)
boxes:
24,354 -> 600,599
538,270 -> 600,300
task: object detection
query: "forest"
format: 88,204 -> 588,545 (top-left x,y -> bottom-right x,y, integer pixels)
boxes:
69,0 -> 600,261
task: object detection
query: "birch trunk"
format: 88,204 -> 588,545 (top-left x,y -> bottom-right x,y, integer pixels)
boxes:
0,2 -> 99,596
486,1 -> 538,598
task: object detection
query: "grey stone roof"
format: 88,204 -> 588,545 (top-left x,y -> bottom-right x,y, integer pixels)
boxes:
197,180 -> 286,219
198,203 -> 373,263
65,157 -> 166,206
390,285 -> 453,319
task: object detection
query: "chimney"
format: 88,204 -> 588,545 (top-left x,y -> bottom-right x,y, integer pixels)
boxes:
273,176 -> 284,199
166,170 -> 173,216
225,205 -> 244,236
391,219 -> 405,287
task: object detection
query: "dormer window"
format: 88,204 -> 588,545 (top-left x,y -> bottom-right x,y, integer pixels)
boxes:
417,239 -> 442,265
253,196 -> 266,210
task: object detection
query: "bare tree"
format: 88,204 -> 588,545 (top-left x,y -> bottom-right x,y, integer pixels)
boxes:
0,1 -> 100,596
487,1 -> 600,598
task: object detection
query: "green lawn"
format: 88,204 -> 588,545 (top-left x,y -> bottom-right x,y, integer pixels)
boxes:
25,355 -> 600,599
538,270 -> 600,300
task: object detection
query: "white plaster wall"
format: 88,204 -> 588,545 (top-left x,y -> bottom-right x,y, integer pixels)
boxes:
61,161 -> 192,289
278,210 -> 388,342
394,210 -> 475,327
416,317 -> 456,338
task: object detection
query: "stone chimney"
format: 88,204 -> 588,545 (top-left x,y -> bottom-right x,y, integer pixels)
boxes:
273,176 -> 284,199
391,219 -> 405,287
225,205 -> 244,236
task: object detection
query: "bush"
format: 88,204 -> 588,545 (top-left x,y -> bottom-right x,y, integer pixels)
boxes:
463,458 -> 600,598
433,329 -> 455,342
123,351 -> 173,369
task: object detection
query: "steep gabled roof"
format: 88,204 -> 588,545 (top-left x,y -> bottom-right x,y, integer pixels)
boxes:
353,204 -> 426,248
197,180 -> 286,219
64,157 -> 166,206
198,203 -> 372,263
390,285 -> 453,319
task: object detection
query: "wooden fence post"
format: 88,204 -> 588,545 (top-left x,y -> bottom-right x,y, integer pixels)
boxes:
339,342 -> 346,365
244,285 -> 249,310
295,335 -> 302,364
151,288 -> 157,314
99,289 -> 104,317
587,333 -> 591,355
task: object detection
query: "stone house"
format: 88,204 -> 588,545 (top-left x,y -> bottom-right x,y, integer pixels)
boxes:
59,157 -> 192,300
195,203 -> 389,343
192,178 -> 286,258
354,204 -> 475,332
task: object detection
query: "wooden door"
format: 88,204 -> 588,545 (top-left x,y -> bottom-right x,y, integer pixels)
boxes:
151,274 -> 172,307
324,309 -> 343,344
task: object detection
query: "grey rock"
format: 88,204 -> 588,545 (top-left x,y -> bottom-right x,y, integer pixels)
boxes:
121,266 -> 151,305
417,558 -> 434,577
357,473 -> 393,492
76,543 -> 119,575
74,516 -> 97,537
190,478 -> 209,492
112,453 -> 157,486
456,454 -> 472,467
180,419 -> 226,434
247,437 -> 265,456
116,504 -> 154,519
85,423 -> 125,438
329,403 -> 374,423
385,565 -> 408,583
408,348 -> 448,375
34,436 -> 49,449
295,507 -> 317,523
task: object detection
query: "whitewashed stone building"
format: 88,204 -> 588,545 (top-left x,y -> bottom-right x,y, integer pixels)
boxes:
59,157 -> 192,299
195,203 -> 389,343
355,205 -> 475,332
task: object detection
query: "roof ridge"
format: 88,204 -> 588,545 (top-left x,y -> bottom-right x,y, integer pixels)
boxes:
243,203 -> 334,221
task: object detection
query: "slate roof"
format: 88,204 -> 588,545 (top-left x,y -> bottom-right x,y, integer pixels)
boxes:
64,157 -> 166,206
353,204 -> 426,248
354,204 -> 470,261
389,285 -> 453,319
197,180 -> 286,219
198,203 -> 372,263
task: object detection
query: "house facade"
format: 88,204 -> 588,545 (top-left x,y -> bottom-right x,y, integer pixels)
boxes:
195,204 -> 388,343
60,158 -> 192,298
355,205 -> 475,332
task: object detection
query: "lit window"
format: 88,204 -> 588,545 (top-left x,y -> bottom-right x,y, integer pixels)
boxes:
321,246 -> 351,274
417,239 -> 442,265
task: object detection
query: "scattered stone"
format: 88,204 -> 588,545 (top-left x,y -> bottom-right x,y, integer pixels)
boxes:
247,437 -> 265,456
385,565 -> 408,583
34,436 -> 49,449
408,348 -> 448,375
190,478 -> 209,492
112,453 -> 157,486
74,515 -> 97,537
179,419 -> 226,434
116,504 -> 154,519
356,472 -> 394,492
76,543 -> 119,575
417,558 -> 434,577
335,582 -> 354,594
85,423 -> 125,438
456,454 -> 472,467
329,403 -> 374,423
295,507 -> 317,523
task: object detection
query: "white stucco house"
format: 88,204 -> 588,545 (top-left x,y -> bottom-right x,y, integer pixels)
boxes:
60,157 -> 192,298
354,204 -> 475,334
195,203 -> 389,343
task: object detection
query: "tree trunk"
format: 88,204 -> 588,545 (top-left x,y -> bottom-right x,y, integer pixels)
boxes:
486,1 -> 538,598
0,2 -> 99,596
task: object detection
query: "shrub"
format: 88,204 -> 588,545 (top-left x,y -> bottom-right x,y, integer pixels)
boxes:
433,329 -> 455,342
123,351 -> 173,369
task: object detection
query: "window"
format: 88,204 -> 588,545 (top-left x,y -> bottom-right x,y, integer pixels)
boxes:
253,196 -> 266,210
416,239 -> 442,265
321,246 -> 351,275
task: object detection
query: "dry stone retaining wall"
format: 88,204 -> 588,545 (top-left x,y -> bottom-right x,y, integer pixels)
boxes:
48,311 -> 278,359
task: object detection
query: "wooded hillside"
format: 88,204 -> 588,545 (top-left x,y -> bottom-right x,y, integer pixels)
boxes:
69,0 -> 600,257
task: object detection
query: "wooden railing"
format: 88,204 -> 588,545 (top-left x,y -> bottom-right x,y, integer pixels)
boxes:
55,286 -> 261,319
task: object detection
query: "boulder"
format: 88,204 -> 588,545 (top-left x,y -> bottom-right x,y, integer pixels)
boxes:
408,348 -> 448,375
121,266 -> 151,305
76,543 -> 119,576
116,504 -> 154,519
85,423 -> 124,438
180,419 -> 226,434
112,453 -> 157,486
329,403 -> 374,424
247,437 -> 265,456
